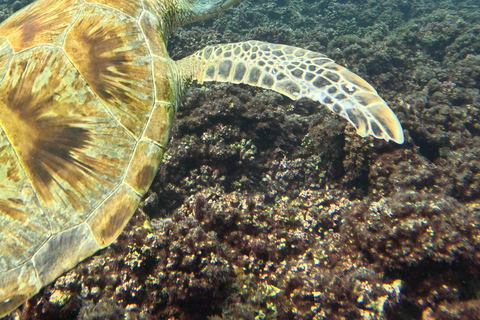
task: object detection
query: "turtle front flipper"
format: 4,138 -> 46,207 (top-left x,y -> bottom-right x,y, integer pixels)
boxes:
176,40 -> 404,144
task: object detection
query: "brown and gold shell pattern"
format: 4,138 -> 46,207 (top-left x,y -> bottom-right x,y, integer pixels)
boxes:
0,0 -> 176,316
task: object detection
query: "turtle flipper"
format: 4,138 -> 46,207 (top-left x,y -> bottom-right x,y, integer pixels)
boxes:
177,40 -> 404,144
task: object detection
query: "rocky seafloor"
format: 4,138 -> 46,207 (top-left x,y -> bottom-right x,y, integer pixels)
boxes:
2,0 -> 480,319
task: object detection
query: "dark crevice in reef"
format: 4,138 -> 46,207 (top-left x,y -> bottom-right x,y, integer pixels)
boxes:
408,129 -> 441,162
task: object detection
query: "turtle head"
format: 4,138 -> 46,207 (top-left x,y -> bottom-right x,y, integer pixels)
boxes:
179,0 -> 240,23
152,0 -> 240,31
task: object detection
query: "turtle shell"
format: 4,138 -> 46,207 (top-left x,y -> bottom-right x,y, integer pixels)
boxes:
0,0 -> 176,314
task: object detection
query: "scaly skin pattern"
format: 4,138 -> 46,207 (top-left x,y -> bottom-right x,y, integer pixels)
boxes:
177,41 -> 404,143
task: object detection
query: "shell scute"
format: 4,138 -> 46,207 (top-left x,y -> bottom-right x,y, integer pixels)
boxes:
0,46 -> 136,234
0,126 -> 49,272
32,223 -> 99,286
84,0 -> 144,19
0,39 -> 13,84
86,184 -> 141,248
140,11 -> 167,56
124,140 -> 164,195
0,0 -> 84,52
64,5 -> 155,138
0,262 -> 41,316
143,102 -> 175,148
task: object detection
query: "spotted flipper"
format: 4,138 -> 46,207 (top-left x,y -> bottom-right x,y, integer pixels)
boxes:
177,40 -> 404,144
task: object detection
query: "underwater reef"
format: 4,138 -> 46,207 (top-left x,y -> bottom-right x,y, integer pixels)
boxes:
2,0 -> 480,319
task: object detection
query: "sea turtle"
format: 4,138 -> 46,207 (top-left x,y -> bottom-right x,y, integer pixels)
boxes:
0,0 -> 404,316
